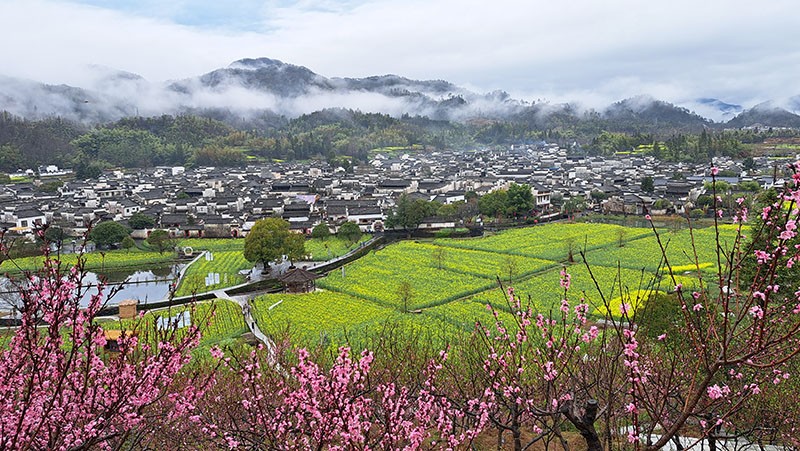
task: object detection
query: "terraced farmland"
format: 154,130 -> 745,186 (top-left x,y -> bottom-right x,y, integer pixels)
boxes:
245,221 -> 746,347
433,223 -> 652,260
251,291 -> 458,349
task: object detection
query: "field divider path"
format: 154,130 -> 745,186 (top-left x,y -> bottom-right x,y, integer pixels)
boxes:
212,289 -> 283,373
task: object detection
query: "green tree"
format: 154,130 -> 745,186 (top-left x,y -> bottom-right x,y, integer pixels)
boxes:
397,281 -> 413,313
652,198 -> 671,210
192,144 -> 247,167
695,194 -> 714,209
565,238 -> 576,263
72,127 -> 164,168
502,256 -> 518,283
120,236 -> 136,250
637,292 -> 682,341
436,203 -> 459,220
243,218 -> 304,270
43,226 -> 67,248
641,176 -> 654,193
432,247 -> 447,270
563,197 -> 586,217
506,183 -> 534,217
651,140 -> 663,159
146,229 -> 176,255
128,213 -> 156,230
386,194 -> 437,230
737,180 -> 761,192
88,221 -> 130,249
0,144 -> 23,172
589,191 -> 607,202
478,189 -> 509,218
698,128 -> 713,159
704,180 -> 731,192
338,221 -> 362,244
311,222 -> 331,240
73,159 -> 105,180
284,232 -> 308,265
37,181 -> 61,193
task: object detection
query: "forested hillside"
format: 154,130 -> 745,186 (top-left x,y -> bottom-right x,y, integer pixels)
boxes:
2,105 -> 800,176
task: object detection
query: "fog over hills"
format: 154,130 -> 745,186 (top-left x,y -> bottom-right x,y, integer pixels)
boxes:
1,57 -> 799,129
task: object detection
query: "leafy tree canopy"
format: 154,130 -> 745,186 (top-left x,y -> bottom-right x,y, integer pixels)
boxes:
146,229 -> 176,255
338,221 -> 362,244
128,213 -> 156,230
478,189 -> 508,217
243,218 -> 306,268
506,183 -> 534,216
386,194 -> 438,230
88,221 -> 130,248
641,176 -> 654,193
311,222 -> 331,240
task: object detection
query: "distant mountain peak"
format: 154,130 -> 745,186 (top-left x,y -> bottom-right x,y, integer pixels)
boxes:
752,100 -> 785,112
229,57 -> 293,70
86,64 -> 145,82
727,103 -> 800,128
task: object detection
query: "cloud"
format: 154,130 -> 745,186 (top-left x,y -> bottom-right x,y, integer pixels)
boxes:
0,0 -> 798,115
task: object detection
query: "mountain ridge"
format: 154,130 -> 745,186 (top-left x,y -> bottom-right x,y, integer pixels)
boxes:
1,57 -> 799,130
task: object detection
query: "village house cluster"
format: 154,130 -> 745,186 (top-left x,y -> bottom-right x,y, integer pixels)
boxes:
0,143 -> 779,242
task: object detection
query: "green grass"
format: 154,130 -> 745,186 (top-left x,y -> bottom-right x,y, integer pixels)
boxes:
317,241 -> 498,309
584,224 -> 745,274
177,238 -> 244,252
0,249 -> 175,273
304,236 -> 369,260
434,223 -> 651,260
252,291 -> 397,346
175,251 -> 252,296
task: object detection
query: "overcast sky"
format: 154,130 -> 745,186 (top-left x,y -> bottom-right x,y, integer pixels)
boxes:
1,0 -> 799,110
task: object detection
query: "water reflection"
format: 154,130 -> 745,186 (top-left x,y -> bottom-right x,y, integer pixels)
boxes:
84,264 -> 186,305
0,264 -> 186,317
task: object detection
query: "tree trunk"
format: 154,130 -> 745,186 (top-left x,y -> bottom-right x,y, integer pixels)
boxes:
707,414 -> 719,451
561,399 -> 603,451
512,404 -> 522,451
708,429 -> 717,451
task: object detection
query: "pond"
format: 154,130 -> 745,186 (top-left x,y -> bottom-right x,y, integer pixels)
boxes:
0,263 -> 186,317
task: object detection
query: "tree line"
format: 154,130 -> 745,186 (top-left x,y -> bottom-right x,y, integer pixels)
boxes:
3,108 -> 800,176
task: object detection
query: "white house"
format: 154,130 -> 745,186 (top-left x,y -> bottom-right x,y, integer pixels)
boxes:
12,208 -> 47,232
